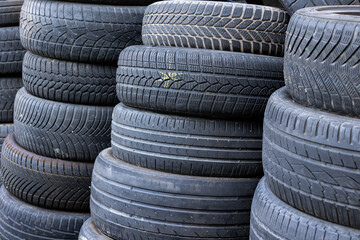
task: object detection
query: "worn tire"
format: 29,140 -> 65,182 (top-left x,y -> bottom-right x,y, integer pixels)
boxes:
250,178 -> 360,240
91,148 -> 259,240
79,218 -> 112,240
0,0 -> 23,27
20,0 -> 145,64
112,103 -> 263,178
142,1 -> 289,57
0,124 -> 13,154
117,45 -> 284,118
0,27 -> 25,74
1,133 -> 93,212
285,6 -> 360,117
0,76 -> 22,123
23,51 -> 117,105
263,87 -> 360,229
14,88 -> 112,162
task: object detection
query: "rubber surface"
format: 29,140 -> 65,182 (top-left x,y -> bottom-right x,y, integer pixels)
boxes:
285,6 -> 360,117
0,27 -> 25,74
0,124 -> 13,152
1,133 -> 93,212
0,186 -> 89,240
0,0 -> 23,27
117,45 -> 284,118
142,1 -> 289,57
57,0 -> 160,4
0,76 -> 22,123
250,178 -> 360,240
14,88 -> 112,162
112,103 -> 263,178
20,0 -> 145,63
79,218 -> 112,240
23,51 -> 117,105
91,148 -> 260,240
263,87 -> 360,229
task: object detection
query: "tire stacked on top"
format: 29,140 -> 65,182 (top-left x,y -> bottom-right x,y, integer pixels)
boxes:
250,6 -> 360,239
78,1 -> 288,239
0,0 -> 151,239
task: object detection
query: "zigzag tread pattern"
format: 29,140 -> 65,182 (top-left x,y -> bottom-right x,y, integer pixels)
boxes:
0,76 -> 22,123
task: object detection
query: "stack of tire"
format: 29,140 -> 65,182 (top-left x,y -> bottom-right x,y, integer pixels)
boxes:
79,1 -> 288,239
250,6 -> 360,240
0,0 -> 150,239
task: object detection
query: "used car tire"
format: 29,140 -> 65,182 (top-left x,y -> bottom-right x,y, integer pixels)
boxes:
79,218 -> 112,240
0,0 -> 23,27
0,76 -> 22,123
0,27 -> 25,74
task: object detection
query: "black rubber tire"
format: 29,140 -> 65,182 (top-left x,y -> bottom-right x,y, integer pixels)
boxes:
91,148 -> 260,240
1,133 -> 93,212
0,124 -> 13,152
0,186 -> 89,240
285,6 -> 360,117
142,1 -> 289,57
0,0 -> 23,27
0,76 -> 22,123
279,0 -> 359,15
263,87 -> 360,229
117,45 -> 284,118
20,0 -> 145,64
0,26 -> 25,74
51,0 -> 160,4
23,51 -> 117,105
250,178 -> 360,240
79,218 -> 112,240
112,103 -> 263,178
14,88 -> 112,162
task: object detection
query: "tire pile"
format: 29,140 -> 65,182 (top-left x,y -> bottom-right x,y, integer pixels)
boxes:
79,1 -> 288,239
250,6 -> 360,240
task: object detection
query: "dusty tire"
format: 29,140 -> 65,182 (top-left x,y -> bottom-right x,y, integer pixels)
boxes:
20,0 -> 145,64
14,88 -> 112,162
250,178 -> 360,240
0,0 -> 23,27
142,1 -> 289,57
91,148 -> 259,240
0,76 -> 22,123
23,51 -> 117,105
0,27 -> 25,74
117,45 -> 284,118
263,87 -> 360,228
1,133 -> 93,212
79,218 -> 112,240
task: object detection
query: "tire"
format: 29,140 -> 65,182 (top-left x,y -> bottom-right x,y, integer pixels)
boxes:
112,103 -> 263,178
14,88 -> 112,162
0,27 -> 25,74
91,148 -> 260,240
142,1 -> 289,57
285,6 -> 360,117
117,46 -> 284,118
0,76 -> 22,123
0,0 -> 23,27
20,0 -> 145,64
0,124 -> 13,153
0,185 -> 89,240
1,133 -> 93,212
23,51 -> 117,105
56,0 -> 160,4
79,218 -> 112,240
263,87 -> 360,228
279,0 -> 359,15
250,178 -> 360,240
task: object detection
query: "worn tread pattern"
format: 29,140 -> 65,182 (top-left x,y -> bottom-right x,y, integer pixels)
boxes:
79,218 -> 112,240
117,45 -> 284,118
23,51 -> 117,105
0,76 -> 22,123
0,0 -> 23,27
0,186 -> 89,240
91,148 -> 259,240
0,27 -> 25,74
142,1 -> 289,57
250,178 -> 360,240
20,0 -> 145,63
14,88 -> 113,162
263,87 -> 360,229
285,6 -> 360,116
112,103 -> 263,178
1,133 -> 93,212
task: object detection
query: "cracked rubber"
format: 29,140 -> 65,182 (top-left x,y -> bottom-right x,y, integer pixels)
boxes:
0,27 -> 25,74
23,51 -> 117,105
142,1 -> 289,57
111,103 -> 263,178
0,0 -> 23,27
14,88 -> 113,162
263,87 -> 360,229
0,185 -> 89,240
1,133 -> 93,212
91,148 -> 260,240
117,45 -> 284,118
250,178 -> 360,240
20,0 -> 145,64
0,76 -> 22,123
79,218 -> 112,240
285,6 -> 360,117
